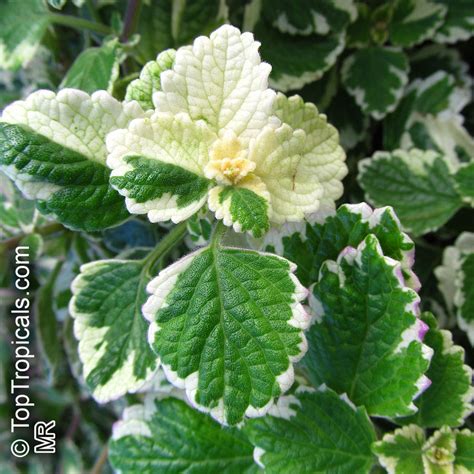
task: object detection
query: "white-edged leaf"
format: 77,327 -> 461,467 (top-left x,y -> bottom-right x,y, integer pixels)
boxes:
0,89 -> 145,231
435,232 -> 474,344
342,47 -> 409,120
389,0 -> 447,47
403,114 -> 474,169
455,251 -> 474,346
70,259 -> 158,402
208,185 -> 270,238
125,49 -> 175,110
0,0 -> 50,71
60,39 -> 121,94
262,0 -> 357,36
244,387 -> 376,473
455,430 -> 474,473
433,0 -> 474,44
254,19 -> 345,92
409,45 -> 472,101
135,0 -> 227,64
306,234 -> 432,417
373,425 -> 456,474
143,245 -> 310,425
106,112 -> 214,224
265,203 -> 420,290
358,149 -> 462,236
109,396 -> 257,473
398,312 -> 473,428
455,162 -> 474,207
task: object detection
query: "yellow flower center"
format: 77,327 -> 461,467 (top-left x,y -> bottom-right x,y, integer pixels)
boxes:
205,131 -> 255,185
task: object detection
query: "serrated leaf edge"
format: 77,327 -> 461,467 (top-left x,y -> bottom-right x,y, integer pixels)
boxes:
142,246 -> 310,425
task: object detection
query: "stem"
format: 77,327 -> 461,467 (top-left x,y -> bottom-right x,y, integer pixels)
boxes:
142,222 -> 188,276
120,0 -> 143,42
0,223 -> 64,251
48,13 -> 113,35
210,220 -> 227,248
90,445 -> 109,474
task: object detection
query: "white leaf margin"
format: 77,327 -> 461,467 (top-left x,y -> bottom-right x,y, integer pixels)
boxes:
69,259 -> 159,403
142,246 -> 311,425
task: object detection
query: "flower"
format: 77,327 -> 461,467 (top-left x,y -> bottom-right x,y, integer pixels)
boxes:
106,25 -> 347,237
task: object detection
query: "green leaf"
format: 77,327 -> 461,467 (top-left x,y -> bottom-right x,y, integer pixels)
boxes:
70,259 -> 158,402
389,0 -> 447,47
125,49 -> 175,110
143,245 -> 310,425
209,186 -> 270,238
433,0 -> 474,44
455,162 -> 474,206
262,0 -> 357,36
306,234 -> 432,417
271,203 -> 419,289
346,2 -> 371,47
325,87 -> 369,150
35,261 -> 66,383
456,252 -> 474,345
60,39 -> 121,94
0,89 -> 145,231
398,312 -> 473,428
110,155 -> 212,223
0,0 -> 50,70
409,45 -> 472,97
373,425 -> 456,474
435,232 -> 474,344
19,233 -> 43,261
342,47 -> 409,120
109,396 -> 257,473
413,71 -> 459,116
358,149 -> 463,236
244,387 -> 376,473
135,0 -> 227,64
186,210 -> 213,247
382,68 -> 468,152
254,19 -> 345,92
455,430 -> 474,473
0,123 -> 128,231
0,193 -> 20,236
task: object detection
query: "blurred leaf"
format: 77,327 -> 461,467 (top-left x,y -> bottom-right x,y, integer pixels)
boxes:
60,39 -> 121,94
35,261 -> 68,384
0,0 -> 51,71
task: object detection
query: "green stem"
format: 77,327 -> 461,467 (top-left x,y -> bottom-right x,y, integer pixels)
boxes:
48,13 -> 112,35
143,222 -> 188,276
210,220 -> 227,248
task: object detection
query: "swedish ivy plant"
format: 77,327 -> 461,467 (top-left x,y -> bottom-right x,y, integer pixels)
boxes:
0,1 -> 473,473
